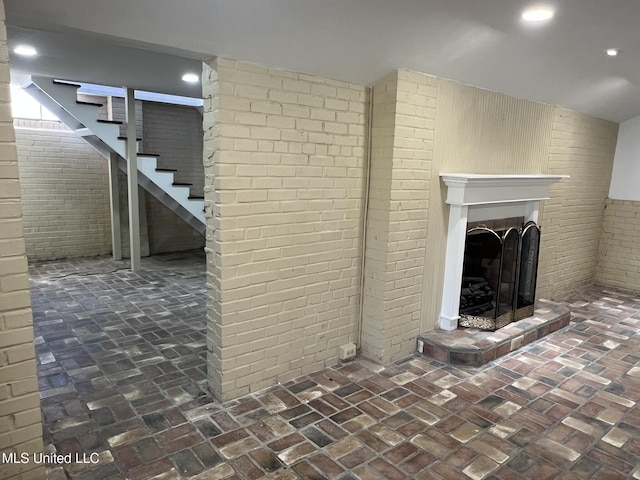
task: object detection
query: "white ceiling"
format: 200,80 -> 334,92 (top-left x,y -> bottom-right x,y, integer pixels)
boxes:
5,0 -> 640,122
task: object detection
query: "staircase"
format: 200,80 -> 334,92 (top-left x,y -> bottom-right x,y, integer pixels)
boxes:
22,75 -> 205,236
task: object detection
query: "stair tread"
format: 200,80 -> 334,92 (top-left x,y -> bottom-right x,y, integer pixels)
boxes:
155,168 -> 177,172
77,100 -> 104,107
173,182 -> 193,186
97,119 -> 123,125
138,153 -> 161,157
53,79 -> 81,88
188,196 -> 204,200
118,136 -> 143,141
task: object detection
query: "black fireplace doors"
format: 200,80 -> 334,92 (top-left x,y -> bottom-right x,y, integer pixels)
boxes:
459,221 -> 541,330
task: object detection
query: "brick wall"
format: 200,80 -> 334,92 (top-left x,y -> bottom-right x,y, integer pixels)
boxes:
15,121 -> 113,260
361,72 -> 396,363
362,70 -> 434,363
537,108 -> 618,299
203,57 -> 618,401
143,102 -> 204,195
0,0 -> 44,475
595,199 -> 640,290
146,193 -> 203,254
109,96 -> 143,138
204,58 -> 366,400
14,98 -> 204,259
143,102 -> 205,254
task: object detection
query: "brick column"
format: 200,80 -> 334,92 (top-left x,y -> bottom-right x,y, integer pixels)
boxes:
203,58 -> 367,401
0,0 -> 45,477
361,70 -> 436,363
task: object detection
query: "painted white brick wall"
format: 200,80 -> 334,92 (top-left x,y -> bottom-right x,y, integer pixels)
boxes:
595,199 -> 640,290
537,108 -> 618,299
15,98 -> 203,259
202,59 -> 617,401
15,121 -> 113,261
204,58 -> 366,401
0,0 -> 45,474
362,70 -> 433,364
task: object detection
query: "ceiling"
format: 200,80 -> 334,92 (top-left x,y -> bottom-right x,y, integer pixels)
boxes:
5,0 -> 640,123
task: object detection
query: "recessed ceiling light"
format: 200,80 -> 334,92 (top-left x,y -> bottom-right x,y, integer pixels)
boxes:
521,6 -> 555,22
181,73 -> 199,84
605,48 -> 621,57
13,45 -> 38,57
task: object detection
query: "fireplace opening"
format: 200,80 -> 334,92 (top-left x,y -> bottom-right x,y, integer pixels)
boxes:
459,218 -> 541,331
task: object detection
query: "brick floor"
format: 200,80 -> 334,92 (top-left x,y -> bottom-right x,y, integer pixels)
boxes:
29,252 -> 640,479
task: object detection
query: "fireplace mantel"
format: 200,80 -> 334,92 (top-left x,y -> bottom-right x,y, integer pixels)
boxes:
438,173 -> 568,331
441,174 -> 569,206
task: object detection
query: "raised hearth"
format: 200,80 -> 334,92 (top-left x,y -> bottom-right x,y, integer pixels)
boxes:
417,299 -> 570,366
438,173 -> 568,330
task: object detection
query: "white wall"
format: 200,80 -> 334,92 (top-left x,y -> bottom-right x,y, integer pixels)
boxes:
609,114 -> 640,200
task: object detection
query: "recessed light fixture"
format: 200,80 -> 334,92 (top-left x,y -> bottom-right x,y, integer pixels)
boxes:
13,44 -> 38,57
605,48 -> 621,57
181,73 -> 199,84
521,6 -> 555,22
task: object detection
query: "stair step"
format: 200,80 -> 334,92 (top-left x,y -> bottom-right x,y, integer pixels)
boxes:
173,182 -> 193,186
53,79 -> 81,88
77,100 -> 103,107
188,196 -> 204,200
138,152 -> 161,157
156,168 -> 177,172
97,119 -> 123,125
118,136 -> 143,141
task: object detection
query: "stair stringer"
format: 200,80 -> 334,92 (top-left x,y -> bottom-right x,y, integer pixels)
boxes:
22,75 -> 205,235
133,156 -> 206,235
26,76 -> 127,157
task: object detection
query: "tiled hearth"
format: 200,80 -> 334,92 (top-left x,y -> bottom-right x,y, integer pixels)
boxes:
29,254 -> 640,479
418,300 -> 571,366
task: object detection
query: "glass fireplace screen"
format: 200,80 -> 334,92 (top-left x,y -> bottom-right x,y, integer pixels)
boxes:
459,220 -> 541,331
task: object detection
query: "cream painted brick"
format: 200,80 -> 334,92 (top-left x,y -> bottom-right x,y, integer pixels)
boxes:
0,5 -> 43,465
205,57 -> 365,401
595,199 -> 640,290
538,108 -> 617,299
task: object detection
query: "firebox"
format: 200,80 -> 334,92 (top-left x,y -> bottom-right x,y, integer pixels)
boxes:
459,219 -> 541,330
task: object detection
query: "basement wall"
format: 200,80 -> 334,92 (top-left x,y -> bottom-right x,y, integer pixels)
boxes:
594,115 -> 640,290
143,102 -> 204,195
538,109 -> 618,296
420,82 -> 617,329
371,71 -> 618,349
143,102 -> 205,254
204,58 -> 618,400
204,58 -> 366,401
596,199 -> 640,289
0,0 -> 45,475
15,120 -> 113,261
362,71 -> 434,363
14,101 -> 205,260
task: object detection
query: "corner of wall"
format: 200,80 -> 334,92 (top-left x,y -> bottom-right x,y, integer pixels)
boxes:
0,0 -> 44,473
204,58 -> 366,400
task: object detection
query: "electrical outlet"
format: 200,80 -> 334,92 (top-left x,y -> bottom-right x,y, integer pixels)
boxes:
338,343 -> 357,361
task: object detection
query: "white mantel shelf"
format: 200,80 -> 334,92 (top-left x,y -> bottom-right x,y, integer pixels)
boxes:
438,173 -> 569,331
440,173 -> 570,206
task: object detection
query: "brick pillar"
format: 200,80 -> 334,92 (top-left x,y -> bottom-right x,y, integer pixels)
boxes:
0,0 -> 45,477
203,58 -> 367,401
361,70 -> 436,364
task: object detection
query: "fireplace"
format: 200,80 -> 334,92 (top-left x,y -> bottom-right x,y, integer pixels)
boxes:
459,219 -> 541,330
439,174 -> 568,331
